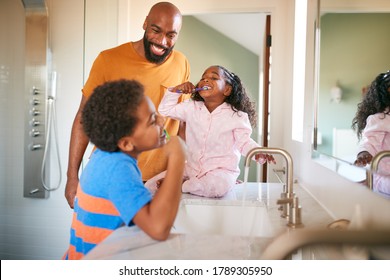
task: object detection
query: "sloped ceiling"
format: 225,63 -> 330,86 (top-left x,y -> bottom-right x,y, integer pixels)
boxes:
193,13 -> 267,56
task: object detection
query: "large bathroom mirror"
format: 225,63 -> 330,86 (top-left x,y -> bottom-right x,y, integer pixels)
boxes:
312,0 -> 390,183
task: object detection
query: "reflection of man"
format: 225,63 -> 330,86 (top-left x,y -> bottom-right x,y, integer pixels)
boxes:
65,2 -> 190,208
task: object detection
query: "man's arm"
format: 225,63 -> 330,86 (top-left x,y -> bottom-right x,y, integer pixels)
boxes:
65,96 -> 89,208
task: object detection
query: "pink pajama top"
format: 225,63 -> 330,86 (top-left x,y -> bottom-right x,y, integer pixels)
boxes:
359,112 -> 390,197
159,90 -> 260,180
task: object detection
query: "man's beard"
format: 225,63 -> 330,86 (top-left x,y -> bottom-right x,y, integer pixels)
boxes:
143,34 -> 174,64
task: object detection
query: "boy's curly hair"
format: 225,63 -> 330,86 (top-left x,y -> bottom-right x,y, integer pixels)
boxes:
352,71 -> 390,139
82,79 -> 145,152
191,65 -> 257,128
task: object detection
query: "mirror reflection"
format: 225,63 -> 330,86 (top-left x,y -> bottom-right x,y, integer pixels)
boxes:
313,0 -> 390,194
316,13 -> 390,162
353,71 -> 390,198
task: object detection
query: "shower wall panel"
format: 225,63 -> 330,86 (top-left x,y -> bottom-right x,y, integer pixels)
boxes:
23,9 -> 49,198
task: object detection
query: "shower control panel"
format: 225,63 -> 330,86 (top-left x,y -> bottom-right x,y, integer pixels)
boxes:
24,85 -> 48,199
24,85 -> 49,195
28,87 -> 44,149
23,9 -> 49,199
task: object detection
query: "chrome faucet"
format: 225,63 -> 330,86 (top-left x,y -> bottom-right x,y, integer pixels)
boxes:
367,150 -> 390,190
244,147 -> 303,228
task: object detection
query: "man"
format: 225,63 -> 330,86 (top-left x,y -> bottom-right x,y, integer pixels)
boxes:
65,2 -> 190,208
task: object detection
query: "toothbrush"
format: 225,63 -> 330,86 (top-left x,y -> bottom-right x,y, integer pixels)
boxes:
163,129 -> 170,141
168,86 -> 211,93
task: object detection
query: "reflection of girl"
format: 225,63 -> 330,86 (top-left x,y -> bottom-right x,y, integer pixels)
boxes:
146,65 -> 275,198
352,71 -> 390,197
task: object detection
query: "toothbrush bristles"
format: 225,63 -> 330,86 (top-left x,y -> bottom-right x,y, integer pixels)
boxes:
196,86 -> 210,91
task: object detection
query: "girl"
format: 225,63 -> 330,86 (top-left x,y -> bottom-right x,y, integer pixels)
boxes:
352,70 -> 390,197
146,65 -> 274,197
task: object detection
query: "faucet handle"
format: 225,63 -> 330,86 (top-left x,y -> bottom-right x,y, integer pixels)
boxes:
277,196 -> 304,228
277,192 -> 295,218
277,195 -> 297,206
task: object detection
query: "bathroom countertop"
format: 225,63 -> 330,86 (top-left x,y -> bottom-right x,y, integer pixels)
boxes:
84,183 -> 335,260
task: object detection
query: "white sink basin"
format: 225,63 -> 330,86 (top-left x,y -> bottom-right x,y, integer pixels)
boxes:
172,199 -> 274,237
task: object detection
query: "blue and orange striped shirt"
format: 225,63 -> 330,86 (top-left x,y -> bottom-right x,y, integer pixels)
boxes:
64,149 -> 152,260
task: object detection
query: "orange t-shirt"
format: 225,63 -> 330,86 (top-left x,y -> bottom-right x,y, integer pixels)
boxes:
82,42 -> 190,180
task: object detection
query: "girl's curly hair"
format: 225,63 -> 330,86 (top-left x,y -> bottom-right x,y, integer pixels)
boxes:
191,65 -> 257,128
352,71 -> 390,139
82,79 -> 145,152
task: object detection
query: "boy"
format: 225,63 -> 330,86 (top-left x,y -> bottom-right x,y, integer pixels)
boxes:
64,79 -> 186,259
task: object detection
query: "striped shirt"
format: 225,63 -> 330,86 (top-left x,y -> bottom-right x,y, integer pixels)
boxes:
64,149 -> 152,260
